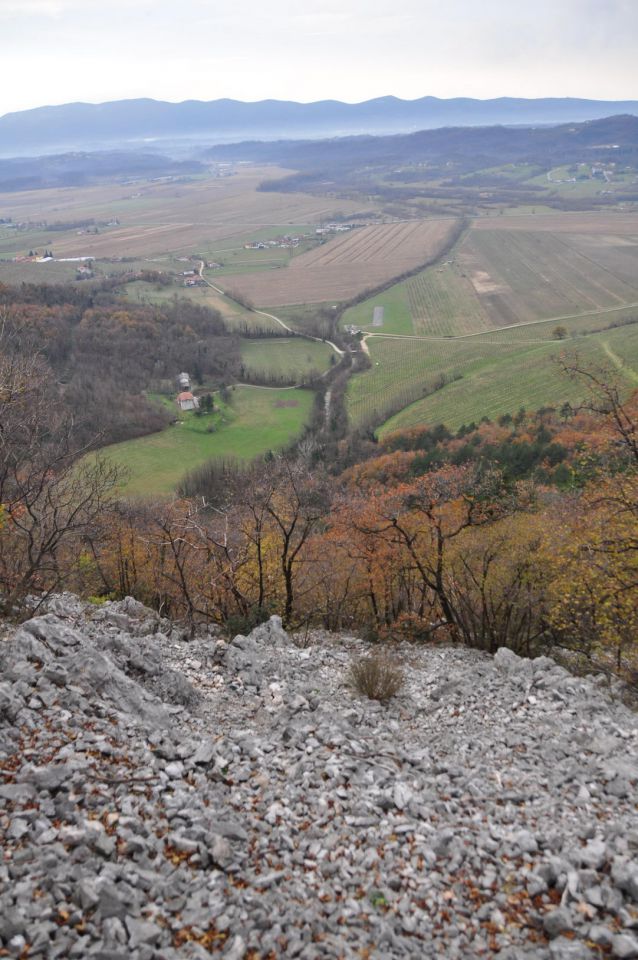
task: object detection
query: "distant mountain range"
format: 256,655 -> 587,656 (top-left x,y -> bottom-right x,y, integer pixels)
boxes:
2,95 -> 638,158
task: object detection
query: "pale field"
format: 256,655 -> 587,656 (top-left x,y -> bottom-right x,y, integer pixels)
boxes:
0,167 -> 376,260
455,226 -> 638,328
218,219 -> 460,306
122,278 -> 279,331
471,212 -> 638,234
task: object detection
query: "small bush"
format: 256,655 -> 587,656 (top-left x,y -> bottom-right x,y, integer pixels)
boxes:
350,654 -> 404,703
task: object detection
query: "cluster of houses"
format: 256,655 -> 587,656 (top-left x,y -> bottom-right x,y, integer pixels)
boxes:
242,224 -> 357,251
180,270 -> 207,288
244,233 -> 311,251
315,223 -> 355,235
1,219 -> 46,232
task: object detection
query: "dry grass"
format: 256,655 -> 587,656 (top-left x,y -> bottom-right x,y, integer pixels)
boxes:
471,212 -> 638,234
220,219 -> 460,306
455,227 -> 638,328
350,654 -> 404,704
0,167 -> 374,260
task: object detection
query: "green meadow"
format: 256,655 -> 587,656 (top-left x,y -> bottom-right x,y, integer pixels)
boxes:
102,385 -> 315,497
346,316 -> 638,434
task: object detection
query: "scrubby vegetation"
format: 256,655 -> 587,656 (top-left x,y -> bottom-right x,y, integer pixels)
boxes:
350,654 -> 405,703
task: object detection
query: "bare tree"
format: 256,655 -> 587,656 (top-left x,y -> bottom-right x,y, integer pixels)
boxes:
0,333 -> 120,611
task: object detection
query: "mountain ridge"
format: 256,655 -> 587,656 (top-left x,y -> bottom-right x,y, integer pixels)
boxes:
3,94 -> 638,157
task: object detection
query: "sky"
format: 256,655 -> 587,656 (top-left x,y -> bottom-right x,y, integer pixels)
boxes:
1,0 -> 637,117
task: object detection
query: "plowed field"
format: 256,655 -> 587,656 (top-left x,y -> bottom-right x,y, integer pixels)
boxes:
218,219 -> 460,306
458,228 -> 638,327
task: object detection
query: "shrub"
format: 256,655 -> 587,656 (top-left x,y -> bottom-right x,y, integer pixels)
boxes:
350,654 -> 404,703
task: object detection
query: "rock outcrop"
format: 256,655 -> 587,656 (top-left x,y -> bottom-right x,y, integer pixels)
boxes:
1,594 -> 637,958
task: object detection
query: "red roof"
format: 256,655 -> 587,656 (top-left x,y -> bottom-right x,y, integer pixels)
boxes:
177,392 -> 195,401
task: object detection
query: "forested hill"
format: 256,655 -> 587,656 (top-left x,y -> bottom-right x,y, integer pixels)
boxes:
0,151 -> 205,193
0,282 -> 239,448
206,114 -> 638,175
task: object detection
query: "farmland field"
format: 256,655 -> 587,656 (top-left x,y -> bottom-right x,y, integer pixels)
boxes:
217,219 -> 461,306
0,258 -> 81,284
458,228 -> 638,327
340,259 -> 490,338
341,282 -> 414,336
345,318 -> 638,434
101,385 -> 315,497
122,278 -> 279,331
0,167 -> 375,263
378,322 -> 638,435
340,214 -> 638,341
471,212 -> 638,235
240,338 -> 333,379
347,337 -> 523,428
270,302 -> 344,335
406,261 -> 492,336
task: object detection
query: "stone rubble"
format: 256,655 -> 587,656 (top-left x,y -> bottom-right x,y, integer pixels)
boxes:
0,593 -> 637,958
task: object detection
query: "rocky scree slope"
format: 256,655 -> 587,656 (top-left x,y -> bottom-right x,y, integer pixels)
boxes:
0,595 -> 637,959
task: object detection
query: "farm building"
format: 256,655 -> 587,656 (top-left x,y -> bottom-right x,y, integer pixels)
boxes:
176,391 -> 199,412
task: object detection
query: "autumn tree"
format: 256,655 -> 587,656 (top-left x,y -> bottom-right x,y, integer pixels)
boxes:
242,458 -> 331,627
0,333 -> 119,611
345,463 -> 520,645
542,359 -> 638,678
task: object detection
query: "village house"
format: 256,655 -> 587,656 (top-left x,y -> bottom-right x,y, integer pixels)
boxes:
176,391 -> 199,412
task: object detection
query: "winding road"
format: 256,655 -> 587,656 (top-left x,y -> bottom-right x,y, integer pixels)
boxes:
199,262 -> 344,357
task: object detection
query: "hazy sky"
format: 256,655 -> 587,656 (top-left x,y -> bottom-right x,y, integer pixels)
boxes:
1,0 -> 637,116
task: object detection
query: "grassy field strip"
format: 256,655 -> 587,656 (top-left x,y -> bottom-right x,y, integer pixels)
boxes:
374,323 -> 638,435
101,386 -> 315,498
362,299 -> 638,343
602,341 -> 638,384
240,338 -> 334,380
341,282 -> 415,336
